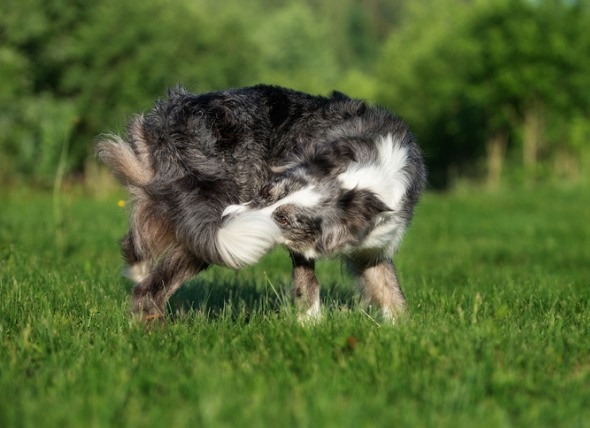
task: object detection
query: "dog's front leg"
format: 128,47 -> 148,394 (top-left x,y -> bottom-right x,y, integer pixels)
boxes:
347,256 -> 407,322
290,251 -> 321,321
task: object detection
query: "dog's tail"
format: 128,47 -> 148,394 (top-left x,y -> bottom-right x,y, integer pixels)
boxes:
96,115 -> 153,188
215,208 -> 283,269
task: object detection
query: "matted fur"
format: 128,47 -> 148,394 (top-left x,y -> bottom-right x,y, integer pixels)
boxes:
97,85 -> 426,320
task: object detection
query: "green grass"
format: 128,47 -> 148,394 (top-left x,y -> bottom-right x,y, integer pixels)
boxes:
1,185 -> 589,427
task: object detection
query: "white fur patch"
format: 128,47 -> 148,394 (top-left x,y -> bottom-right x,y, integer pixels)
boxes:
225,185 -> 323,219
338,133 -> 409,212
297,299 -> 322,324
217,185 -> 322,269
216,210 -> 282,269
265,185 -> 323,212
338,134 -> 410,253
360,220 -> 406,253
124,261 -> 150,283
222,203 -> 249,218
381,307 -> 397,323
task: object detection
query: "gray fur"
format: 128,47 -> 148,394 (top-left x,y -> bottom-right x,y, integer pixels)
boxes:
97,85 -> 426,320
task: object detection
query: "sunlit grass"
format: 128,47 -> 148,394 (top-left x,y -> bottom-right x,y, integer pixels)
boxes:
1,186 -> 589,427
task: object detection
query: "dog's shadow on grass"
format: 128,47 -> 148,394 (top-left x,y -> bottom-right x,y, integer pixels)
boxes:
167,277 -> 358,321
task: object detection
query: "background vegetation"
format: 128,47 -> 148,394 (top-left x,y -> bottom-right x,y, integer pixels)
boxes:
1,187 -> 589,427
1,0 -> 589,188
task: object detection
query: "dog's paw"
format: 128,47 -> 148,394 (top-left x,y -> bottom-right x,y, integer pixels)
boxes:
379,306 -> 407,325
296,300 -> 322,325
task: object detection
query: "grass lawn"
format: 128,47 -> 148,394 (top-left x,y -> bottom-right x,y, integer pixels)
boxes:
1,185 -> 589,427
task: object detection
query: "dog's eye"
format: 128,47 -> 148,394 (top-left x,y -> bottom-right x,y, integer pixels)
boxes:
276,215 -> 289,226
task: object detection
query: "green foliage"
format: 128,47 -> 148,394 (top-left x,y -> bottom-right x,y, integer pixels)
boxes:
248,2 -> 339,93
63,0 -> 261,169
377,0 -> 480,186
377,0 -> 590,187
1,0 -> 589,187
1,186 -> 589,426
0,0 -> 257,184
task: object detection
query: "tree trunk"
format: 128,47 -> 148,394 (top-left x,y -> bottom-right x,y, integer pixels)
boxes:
486,131 -> 508,190
523,103 -> 544,181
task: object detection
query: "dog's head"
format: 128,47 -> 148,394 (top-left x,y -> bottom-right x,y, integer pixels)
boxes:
218,133 -> 418,266
221,141 -> 398,260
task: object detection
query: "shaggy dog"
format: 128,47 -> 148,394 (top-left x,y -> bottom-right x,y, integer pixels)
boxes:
97,85 -> 426,321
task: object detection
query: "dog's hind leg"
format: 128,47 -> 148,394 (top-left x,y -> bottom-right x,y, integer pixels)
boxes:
120,230 -> 150,283
290,252 -> 321,321
131,250 -> 207,320
347,256 -> 407,322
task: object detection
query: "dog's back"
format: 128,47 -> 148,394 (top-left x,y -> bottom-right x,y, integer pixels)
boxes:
138,85 -> 337,190
97,86 -> 357,268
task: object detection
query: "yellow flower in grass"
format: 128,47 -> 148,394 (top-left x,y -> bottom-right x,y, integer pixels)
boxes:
117,200 -> 126,208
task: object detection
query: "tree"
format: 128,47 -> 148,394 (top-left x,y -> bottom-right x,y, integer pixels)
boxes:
248,2 -> 340,93
464,0 -> 590,185
0,0 -> 260,183
377,0 -> 590,188
0,0 -> 91,183
63,0 -> 259,167
377,0 -> 480,187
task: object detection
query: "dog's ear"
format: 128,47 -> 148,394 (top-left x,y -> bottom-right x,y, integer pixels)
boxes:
329,90 -> 351,101
273,140 -> 356,177
320,188 -> 391,253
305,140 -> 357,177
337,188 -> 390,232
